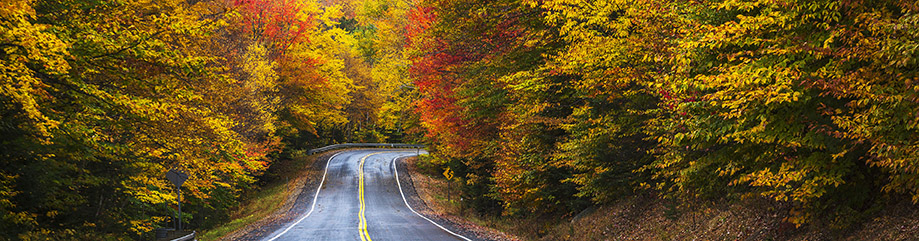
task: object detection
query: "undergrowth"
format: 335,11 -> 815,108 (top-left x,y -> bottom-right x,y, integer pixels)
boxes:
408,155 -> 919,241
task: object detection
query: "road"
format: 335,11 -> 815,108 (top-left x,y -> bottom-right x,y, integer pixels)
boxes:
261,149 -> 469,241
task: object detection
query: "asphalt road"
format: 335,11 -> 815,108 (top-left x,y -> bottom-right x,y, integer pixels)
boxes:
261,149 -> 468,241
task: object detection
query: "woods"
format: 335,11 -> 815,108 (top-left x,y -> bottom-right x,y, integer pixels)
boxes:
406,0 -> 919,229
1,0 -> 412,239
2,0 -> 919,239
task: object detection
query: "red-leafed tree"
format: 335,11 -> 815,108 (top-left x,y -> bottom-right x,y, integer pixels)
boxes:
233,0 -> 313,57
405,4 -> 473,157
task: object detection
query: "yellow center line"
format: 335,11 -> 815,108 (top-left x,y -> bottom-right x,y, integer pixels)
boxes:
358,152 -> 388,241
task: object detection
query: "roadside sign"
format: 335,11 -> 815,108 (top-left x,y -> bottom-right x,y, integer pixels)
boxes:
443,167 -> 454,181
166,169 -> 188,188
166,169 -> 188,231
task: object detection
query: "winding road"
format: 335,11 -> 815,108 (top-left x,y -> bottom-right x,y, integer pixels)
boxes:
261,149 -> 470,241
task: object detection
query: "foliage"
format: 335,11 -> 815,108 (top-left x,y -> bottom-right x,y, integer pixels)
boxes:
404,0 -> 919,227
5,0 -> 919,237
0,0 -> 377,238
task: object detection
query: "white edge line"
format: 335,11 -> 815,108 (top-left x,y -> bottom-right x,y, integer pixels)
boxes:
392,151 -> 473,241
265,151 -> 344,241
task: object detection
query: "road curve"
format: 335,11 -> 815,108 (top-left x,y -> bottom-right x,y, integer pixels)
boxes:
261,149 -> 468,241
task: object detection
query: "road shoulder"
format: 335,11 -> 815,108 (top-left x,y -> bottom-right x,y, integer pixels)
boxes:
396,156 -> 520,241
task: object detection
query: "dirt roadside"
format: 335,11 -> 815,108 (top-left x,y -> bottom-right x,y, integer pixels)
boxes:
394,156 -> 519,241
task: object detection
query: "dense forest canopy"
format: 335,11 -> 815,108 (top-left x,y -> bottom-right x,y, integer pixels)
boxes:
2,0 -> 918,239
1,0 -> 411,238
406,0 -> 919,228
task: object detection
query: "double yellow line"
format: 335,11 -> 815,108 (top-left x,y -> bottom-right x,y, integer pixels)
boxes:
358,152 -> 387,241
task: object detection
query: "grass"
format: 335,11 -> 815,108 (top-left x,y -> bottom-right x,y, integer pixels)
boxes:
198,184 -> 288,240
198,151 -> 318,241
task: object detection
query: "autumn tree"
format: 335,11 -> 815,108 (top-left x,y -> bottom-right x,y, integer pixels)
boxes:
405,0 -> 919,228
0,0 -> 342,238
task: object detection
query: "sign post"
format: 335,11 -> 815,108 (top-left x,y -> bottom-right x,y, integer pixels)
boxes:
165,169 -> 188,231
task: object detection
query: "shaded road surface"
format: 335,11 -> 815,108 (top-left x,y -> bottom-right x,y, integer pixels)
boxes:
261,149 -> 468,241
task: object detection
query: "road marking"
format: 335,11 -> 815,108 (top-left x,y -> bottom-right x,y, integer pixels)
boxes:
265,151 -> 345,241
392,152 -> 473,241
359,152 -> 388,241
266,150 -> 467,241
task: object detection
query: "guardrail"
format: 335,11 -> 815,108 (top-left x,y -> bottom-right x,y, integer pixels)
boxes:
171,231 -> 195,241
307,143 -> 425,155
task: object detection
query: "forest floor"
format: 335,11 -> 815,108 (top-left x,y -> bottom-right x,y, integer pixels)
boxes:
404,156 -> 919,241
